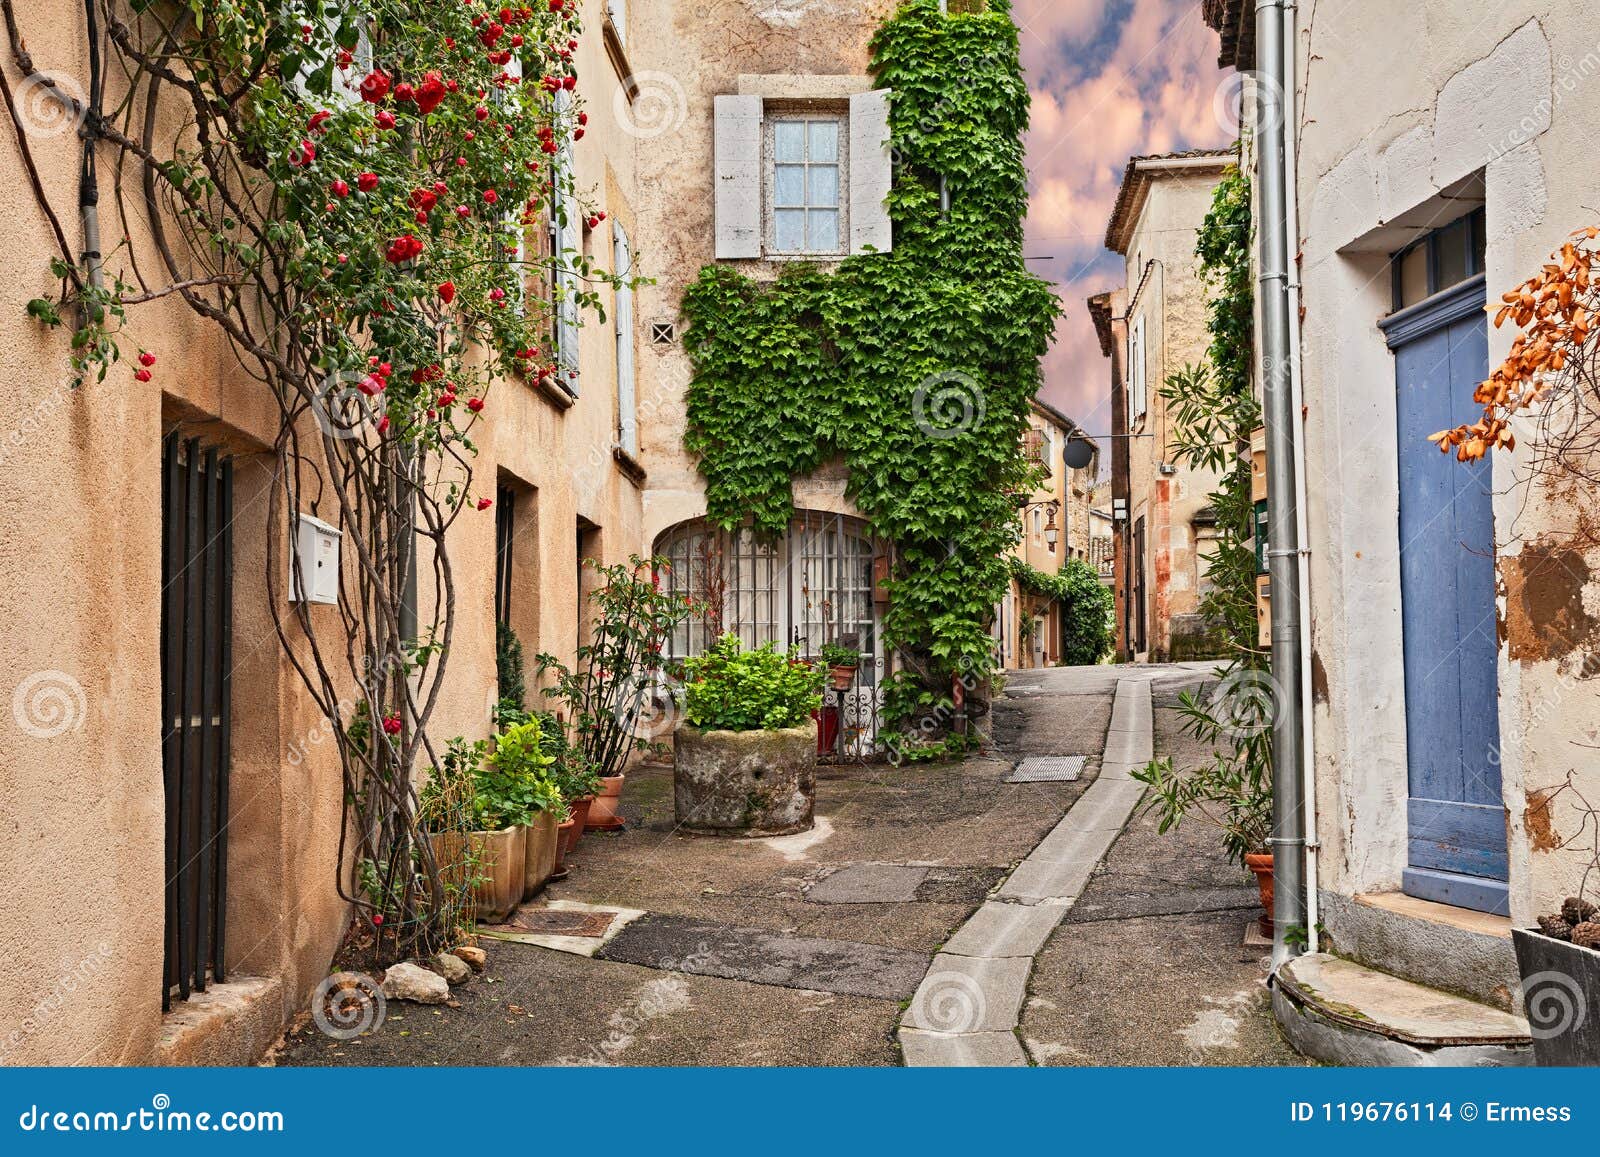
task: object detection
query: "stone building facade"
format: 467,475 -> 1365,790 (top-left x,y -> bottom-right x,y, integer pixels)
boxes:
1095,150 -> 1233,662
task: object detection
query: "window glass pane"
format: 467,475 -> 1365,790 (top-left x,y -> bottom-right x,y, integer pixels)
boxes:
808,164 -> 839,208
775,209 -> 805,252
809,209 -> 839,252
1398,243 -> 1428,308
774,164 -> 805,206
775,121 -> 805,163
809,120 -> 839,162
1435,218 -> 1471,292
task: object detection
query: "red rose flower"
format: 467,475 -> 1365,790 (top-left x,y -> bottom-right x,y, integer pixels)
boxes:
562,75 -> 576,90
482,188 -> 499,204
415,71 -> 448,114
331,178 -> 350,197
356,373 -> 386,396
359,69 -> 391,103
437,281 -> 456,304
357,171 -> 379,192
384,235 -> 424,264
377,415 -> 391,435
467,397 -> 485,413
382,713 -> 402,735
134,368 -> 152,383
477,498 -> 493,511
409,188 -> 439,212
307,109 -> 332,133
374,109 -> 397,130
138,351 -> 157,367
393,82 -> 415,103
290,139 -> 316,167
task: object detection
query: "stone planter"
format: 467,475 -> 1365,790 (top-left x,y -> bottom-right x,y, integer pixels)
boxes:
431,827 -> 526,924
1513,928 -> 1600,1065
521,811 -> 559,900
674,722 -> 817,837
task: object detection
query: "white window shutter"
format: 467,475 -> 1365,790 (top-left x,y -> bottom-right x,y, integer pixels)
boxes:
613,221 -> 638,455
554,92 -> 581,387
848,89 -> 893,255
714,95 -> 763,259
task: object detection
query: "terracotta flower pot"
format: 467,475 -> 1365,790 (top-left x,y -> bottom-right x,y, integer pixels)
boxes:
829,664 -> 857,691
521,811 -> 559,900
432,827 -> 526,924
586,774 -> 626,831
1245,851 -> 1274,938
554,817 -> 577,874
567,795 -> 594,848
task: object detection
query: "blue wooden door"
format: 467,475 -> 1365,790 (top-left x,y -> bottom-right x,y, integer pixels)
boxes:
1386,278 -> 1508,915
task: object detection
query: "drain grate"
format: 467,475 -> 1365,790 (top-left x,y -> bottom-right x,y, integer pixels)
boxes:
489,907 -> 617,937
1007,755 -> 1087,783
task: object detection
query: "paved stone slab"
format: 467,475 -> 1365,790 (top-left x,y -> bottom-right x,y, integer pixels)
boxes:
1007,755 -> 1087,783
807,863 -> 929,904
942,900 -> 1067,959
1065,886 -> 1264,925
478,900 -> 646,957
903,953 -> 1031,1033
913,866 -> 1007,905
597,913 -> 926,999
1044,778 -> 1146,834
997,854 -> 1105,902
898,1028 -> 1028,1067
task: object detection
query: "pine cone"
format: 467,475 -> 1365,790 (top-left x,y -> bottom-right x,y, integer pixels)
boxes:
1574,922 -> 1600,950
1562,896 -> 1598,926
1538,914 -> 1574,942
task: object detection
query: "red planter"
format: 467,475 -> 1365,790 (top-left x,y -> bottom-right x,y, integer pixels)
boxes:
1245,851 -> 1274,938
566,796 -> 593,850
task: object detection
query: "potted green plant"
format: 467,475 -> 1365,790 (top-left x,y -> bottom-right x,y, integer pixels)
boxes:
819,641 -> 862,691
421,738 -> 527,924
536,556 -> 692,835
1132,674 -> 1273,934
1513,774 -> 1600,1065
673,633 -> 826,836
485,718 -> 564,901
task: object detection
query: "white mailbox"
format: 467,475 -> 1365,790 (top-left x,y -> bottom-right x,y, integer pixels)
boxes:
290,514 -> 342,605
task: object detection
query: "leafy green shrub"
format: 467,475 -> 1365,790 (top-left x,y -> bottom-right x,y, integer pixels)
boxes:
1057,558 -> 1114,665
421,720 -> 562,832
682,633 -> 826,732
497,621 -> 527,709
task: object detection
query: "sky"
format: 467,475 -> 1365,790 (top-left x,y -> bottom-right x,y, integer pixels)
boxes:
1012,0 -> 1231,435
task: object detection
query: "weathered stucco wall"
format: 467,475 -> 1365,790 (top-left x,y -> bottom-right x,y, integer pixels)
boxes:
1294,2 -> 1600,925
0,0 -> 643,1064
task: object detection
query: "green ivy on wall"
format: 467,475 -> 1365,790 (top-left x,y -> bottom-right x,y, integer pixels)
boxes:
680,0 -> 1058,719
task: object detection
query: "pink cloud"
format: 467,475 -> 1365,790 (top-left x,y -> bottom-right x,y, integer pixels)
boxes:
1013,0 -> 1231,431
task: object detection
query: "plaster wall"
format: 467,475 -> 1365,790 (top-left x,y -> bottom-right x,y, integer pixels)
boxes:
0,0 -> 643,1064
1293,3 -> 1600,927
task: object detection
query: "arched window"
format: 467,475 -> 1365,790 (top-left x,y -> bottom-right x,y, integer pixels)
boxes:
654,512 -> 881,685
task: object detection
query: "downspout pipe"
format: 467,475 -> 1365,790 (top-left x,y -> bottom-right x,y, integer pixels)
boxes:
79,0 -> 103,292
1279,0 -> 1320,956
1254,0 -> 1307,968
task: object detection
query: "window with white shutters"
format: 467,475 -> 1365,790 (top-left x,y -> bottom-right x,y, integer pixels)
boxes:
714,87 -> 892,261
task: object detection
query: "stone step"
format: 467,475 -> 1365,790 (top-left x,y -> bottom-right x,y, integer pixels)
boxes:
1274,952 -> 1532,1066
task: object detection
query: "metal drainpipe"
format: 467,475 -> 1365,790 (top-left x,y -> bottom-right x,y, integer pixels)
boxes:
1254,0 -> 1307,968
1279,0 -> 1320,956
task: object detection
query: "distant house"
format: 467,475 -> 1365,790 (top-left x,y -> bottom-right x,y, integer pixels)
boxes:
1092,149 -> 1236,661
999,401 -> 1098,670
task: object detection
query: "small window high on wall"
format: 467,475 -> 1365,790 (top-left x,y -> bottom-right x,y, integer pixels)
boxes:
1391,208 -> 1486,311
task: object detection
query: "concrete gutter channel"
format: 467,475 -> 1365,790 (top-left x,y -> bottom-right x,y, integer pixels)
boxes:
899,675 -> 1155,1066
